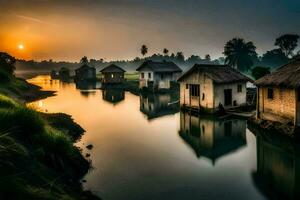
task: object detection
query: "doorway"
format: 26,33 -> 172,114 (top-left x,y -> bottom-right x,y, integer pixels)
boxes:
224,89 -> 232,106
297,88 -> 300,126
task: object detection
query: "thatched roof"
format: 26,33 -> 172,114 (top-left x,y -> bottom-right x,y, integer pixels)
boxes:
178,64 -> 253,83
136,60 -> 182,73
75,64 -> 95,72
100,64 -> 126,73
255,58 -> 300,88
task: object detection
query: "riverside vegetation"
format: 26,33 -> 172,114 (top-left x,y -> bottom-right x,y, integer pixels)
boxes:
0,52 -> 100,199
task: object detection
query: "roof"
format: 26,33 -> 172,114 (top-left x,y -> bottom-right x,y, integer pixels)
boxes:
100,64 -> 126,73
75,64 -> 95,72
136,60 -> 182,73
178,64 -> 253,83
255,58 -> 300,88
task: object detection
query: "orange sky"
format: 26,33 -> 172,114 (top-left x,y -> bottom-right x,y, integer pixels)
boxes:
0,0 -> 299,62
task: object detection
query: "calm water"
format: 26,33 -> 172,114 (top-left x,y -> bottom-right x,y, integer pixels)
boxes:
28,76 -> 300,200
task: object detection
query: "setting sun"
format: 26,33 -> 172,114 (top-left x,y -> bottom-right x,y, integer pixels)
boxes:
18,44 -> 24,50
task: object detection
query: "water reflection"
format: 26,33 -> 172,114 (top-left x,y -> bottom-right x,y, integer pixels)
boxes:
253,132 -> 300,199
75,81 -> 101,98
102,89 -> 125,105
179,111 -> 247,165
140,93 -> 179,120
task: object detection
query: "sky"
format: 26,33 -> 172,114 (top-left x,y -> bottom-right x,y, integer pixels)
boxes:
0,0 -> 299,62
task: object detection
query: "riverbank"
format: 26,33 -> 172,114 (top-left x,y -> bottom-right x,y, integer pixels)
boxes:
0,77 -> 100,199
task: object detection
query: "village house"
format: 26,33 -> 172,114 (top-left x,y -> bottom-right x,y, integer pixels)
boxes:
255,58 -> 300,126
74,64 -> 96,81
136,60 -> 182,90
59,67 -> 70,80
100,64 -> 126,84
178,64 -> 252,112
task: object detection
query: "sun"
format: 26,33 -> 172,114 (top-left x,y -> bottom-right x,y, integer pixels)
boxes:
18,44 -> 24,50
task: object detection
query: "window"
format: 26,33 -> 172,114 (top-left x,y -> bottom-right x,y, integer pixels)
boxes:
141,73 -> 144,79
186,84 -> 189,89
267,88 -> 274,99
161,74 -> 164,80
190,84 -> 200,97
202,93 -> 205,100
148,73 -> 151,79
111,74 -> 114,78
237,84 -> 242,93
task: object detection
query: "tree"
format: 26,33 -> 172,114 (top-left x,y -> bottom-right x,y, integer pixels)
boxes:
163,48 -> 169,56
251,66 -> 271,80
275,34 -> 299,57
141,45 -> 148,57
260,49 -> 289,68
80,56 -> 88,64
205,54 -> 211,62
0,52 -> 16,75
175,52 -> 185,62
186,55 -> 201,64
223,38 -> 257,72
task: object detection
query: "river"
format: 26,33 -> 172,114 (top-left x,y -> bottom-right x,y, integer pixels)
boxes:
28,75 -> 300,200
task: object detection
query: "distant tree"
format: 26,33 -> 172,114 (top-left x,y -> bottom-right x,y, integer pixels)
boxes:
251,66 -> 271,80
176,52 -> 185,62
223,38 -> 257,72
170,53 -> 175,58
260,49 -> 289,68
0,52 -> 16,75
80,56 -> 88,64
141,45 -> 148,57
186,55 -> 201,64
205,54 -> 211,62
163,48 -> 169,56
217,57 -> 226,64
275,34 -> 299,57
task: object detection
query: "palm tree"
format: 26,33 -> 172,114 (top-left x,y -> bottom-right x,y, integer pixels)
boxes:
163,48 -> 169,56
141,45 -> 148,57
223,38 -> 257,72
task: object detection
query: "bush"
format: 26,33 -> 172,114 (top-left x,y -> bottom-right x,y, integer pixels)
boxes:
0,69 -> 11,83
0,94 -> 18,108
251,66 -> 271,80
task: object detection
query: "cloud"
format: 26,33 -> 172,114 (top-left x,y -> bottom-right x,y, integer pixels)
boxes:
16,14 -> 60,27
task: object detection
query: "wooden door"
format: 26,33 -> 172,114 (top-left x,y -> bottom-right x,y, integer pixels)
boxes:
224,89 -> 232,106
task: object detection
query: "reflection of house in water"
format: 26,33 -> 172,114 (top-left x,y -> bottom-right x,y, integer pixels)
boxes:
102,89 -> 125,105
179,111 -> 246,164
75,81 -> 98,97
140,93 -> 179,120
252,133 -> 300,199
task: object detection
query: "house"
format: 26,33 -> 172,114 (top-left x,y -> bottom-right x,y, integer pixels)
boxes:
100,64 -> 126,84
140,93 -> 179,120
136,60 -> 182,90
75,64 -> 96,81
59,67 -> 70,80
179,111 -> 246,165
178,64 -> 252,113
255,58 -> 300,126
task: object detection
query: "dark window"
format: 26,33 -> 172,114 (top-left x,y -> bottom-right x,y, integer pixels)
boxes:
148,73 -> 151,79
237,84 -> 242,93
267,88 -> 274,99
186,84 -> 189,89
202,93 -> 205,100
161,74 -> 164,79
190,84 -> 200,97
141,73 -> 144,79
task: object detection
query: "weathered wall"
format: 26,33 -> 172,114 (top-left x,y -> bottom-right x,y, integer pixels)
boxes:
102,72 -> 124,83
258,86 -> 296,123
179,72 -> 214,110
214,82 -> 247,108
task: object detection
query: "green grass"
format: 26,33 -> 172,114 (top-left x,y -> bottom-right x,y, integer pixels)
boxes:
125,72 -> 139,81
0,94 -> 99,200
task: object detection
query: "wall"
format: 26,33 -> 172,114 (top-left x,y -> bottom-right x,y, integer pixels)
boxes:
258,86 -> 296,124
179,71 -> 214,110
103,72 -> 124,83
214,82 -> 247,108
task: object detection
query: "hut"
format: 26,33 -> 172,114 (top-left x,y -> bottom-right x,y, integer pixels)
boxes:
75,64 -> 96,81
59,67 -> 70,80
255,58 -> 300,126
136,60 -> 182,90
100,64 -> 126,84
178,64 -> 252,113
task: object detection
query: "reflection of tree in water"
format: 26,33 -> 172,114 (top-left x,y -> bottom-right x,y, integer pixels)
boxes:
102,89 -> 125,105
179,111 -> 247,165
252,130 -> 300,200
139,92 -> 179,120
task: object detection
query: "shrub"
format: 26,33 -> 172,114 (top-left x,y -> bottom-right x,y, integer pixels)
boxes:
0,94 -> 18,109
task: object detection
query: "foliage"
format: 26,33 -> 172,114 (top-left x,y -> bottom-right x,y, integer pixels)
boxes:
163,48 -> 169,56
141,45 -> 148,57
224,38 -> 257,72
175,52 -> 185,62
260,49 -> 289,68
0,52 -> 16,75
251,66 -> 271,80
80,56 -> 88,64
275,34 -> 299,57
